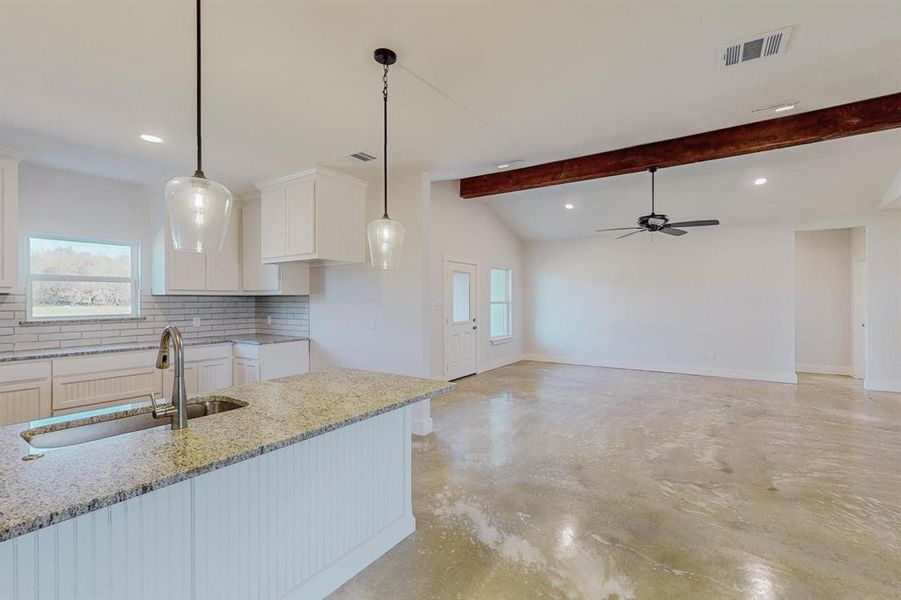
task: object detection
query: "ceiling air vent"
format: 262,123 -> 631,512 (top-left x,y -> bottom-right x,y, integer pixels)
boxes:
720,26 -> 792,68
349,151 -> 377,162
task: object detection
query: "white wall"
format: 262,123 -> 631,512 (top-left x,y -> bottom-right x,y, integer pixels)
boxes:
18,163 -> 153,287
524,223 -> 799,383
309,169 -> 431,378
428,181 -> 525,377
794,229 -> 852,375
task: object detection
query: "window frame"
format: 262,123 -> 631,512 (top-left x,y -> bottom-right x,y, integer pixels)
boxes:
489,266 -> 513,343
25,233 -> 141,322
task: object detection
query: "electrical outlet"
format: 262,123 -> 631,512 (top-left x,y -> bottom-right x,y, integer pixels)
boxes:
708,351 -> 716,360
192,317 -> 201,327
267,315 -> 272,325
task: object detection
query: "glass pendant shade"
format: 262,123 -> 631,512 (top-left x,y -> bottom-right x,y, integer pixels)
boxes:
165,175 -> 233,253
367,216 -> 406,269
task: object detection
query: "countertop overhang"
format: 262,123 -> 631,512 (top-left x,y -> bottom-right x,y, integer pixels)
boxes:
0,369 -> 453,542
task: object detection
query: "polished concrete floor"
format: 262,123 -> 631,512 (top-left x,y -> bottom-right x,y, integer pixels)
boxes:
332,362 -> 901,599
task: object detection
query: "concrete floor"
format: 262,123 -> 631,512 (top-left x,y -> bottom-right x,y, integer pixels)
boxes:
331,361 -> 901,599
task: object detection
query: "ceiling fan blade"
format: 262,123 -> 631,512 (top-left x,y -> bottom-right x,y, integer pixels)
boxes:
616,230 -> 645,240
666,219 -> 720,228
659,227 -> 687,236
595,227 -> 641,232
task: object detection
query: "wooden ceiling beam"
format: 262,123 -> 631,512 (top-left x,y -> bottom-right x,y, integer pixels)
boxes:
459,92 -> 901,199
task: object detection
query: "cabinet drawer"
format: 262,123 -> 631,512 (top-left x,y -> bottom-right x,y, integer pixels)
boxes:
232,343 -> 260,360
184,343 -> 231,362
0,360 -> 51,383
52,350 -> 158,377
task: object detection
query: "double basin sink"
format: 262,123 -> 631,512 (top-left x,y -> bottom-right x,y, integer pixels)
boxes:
22,397 -> 246,450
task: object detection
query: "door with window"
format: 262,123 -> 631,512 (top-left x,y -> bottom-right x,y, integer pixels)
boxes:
445,261 -> 477,380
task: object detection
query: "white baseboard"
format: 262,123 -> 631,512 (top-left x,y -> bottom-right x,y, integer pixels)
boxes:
523,354 -> 798,384
478,355 -> 524,374
864,379 -> 901,393
285,514 -> 416,600
796,363 -> 853,376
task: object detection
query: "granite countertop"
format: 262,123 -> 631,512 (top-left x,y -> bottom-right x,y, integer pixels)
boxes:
0,368 -> 453,542
0,334 -> 309,363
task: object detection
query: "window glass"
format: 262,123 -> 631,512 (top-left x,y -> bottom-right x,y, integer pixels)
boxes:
452,271 -> 471,323
489,267 -> 511,339
27,236 -> 139,320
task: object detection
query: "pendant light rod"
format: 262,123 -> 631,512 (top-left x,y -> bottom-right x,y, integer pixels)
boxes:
374,48 -> 396,219
382,63 -> 388,218
195,0 -> 204,178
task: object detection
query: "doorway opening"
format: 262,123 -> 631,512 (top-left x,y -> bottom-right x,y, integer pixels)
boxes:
794,227 -> 866,379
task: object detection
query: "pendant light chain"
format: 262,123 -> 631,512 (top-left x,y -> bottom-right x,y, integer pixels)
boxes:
382,62 -> 389,219
194,0 -> 204,179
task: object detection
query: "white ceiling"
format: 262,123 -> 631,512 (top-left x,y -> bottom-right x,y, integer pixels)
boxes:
483,129 -> 901,241
0,0 -> 898,197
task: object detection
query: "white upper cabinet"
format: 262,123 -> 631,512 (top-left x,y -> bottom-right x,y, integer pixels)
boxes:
154,207 -> 241,294
257,167 -> 366,266
241,198 -> 310,295
0,150 -> 21,293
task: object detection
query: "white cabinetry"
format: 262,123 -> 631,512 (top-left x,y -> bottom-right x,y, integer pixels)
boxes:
241,198 -> 310,295
51,350 -> 161,415
0,150 -> 21,293
154,208 -> 241,295
161,343 -> 231,397
232,340 -> 309,383
258,167 -> 366,266
0,361 -> 51,425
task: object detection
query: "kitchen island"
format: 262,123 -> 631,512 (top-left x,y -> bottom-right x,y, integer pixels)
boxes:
0,369 -> 453,599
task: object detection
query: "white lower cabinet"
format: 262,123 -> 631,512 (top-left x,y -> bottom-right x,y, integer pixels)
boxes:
232,357 -> 261,385
0,361 -> 52,425
52,351 -> 161,415
161,344 -> 231,398
233,340 -> 309,383
0,342 -> 301,425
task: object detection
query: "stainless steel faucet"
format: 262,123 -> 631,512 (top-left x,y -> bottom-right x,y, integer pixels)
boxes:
151,324 -> 188,430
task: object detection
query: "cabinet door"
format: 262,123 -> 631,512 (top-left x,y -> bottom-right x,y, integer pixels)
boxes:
206,208 -> 241,292
241,200 -> 280,292
0,378 -> 51,425
52,367 -> 162,413
196,358 -> 231,394
260,187 -> 287,260
0,157 -> 20,291
285,179 -> 315,256
161,362 -> 199,400
232,358 -> 260,385
168,247 -> 207,291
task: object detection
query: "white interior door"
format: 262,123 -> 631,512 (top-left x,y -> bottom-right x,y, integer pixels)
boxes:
852,258 -> 867,379
445,261 -> 477,380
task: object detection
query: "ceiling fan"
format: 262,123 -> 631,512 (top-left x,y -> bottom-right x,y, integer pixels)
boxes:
596,167 -> 720,239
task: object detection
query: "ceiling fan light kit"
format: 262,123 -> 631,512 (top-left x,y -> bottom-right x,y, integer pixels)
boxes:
595,166 -> 720,240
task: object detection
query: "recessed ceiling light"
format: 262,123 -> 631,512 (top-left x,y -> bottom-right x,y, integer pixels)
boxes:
773,104 -> 796,113
754,177 -> 768,186
140,134 -> 163,143
564,203 -> 574,210
496,163 -> 510,169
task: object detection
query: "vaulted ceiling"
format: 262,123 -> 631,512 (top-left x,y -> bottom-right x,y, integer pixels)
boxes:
0,0 -> 898,198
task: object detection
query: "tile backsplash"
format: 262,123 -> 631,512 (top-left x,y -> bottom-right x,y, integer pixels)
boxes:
0,294 -> 310,353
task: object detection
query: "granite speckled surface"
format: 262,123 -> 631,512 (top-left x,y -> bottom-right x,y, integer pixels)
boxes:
0,333 -> 308,363
0,369 -> 453,542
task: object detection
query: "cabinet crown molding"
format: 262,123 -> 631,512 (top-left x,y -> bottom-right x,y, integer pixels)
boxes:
256,166 -> 368,191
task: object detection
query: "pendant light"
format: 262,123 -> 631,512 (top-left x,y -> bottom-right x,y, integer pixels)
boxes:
164,0 -> 232,253
367,48 -> 406,269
